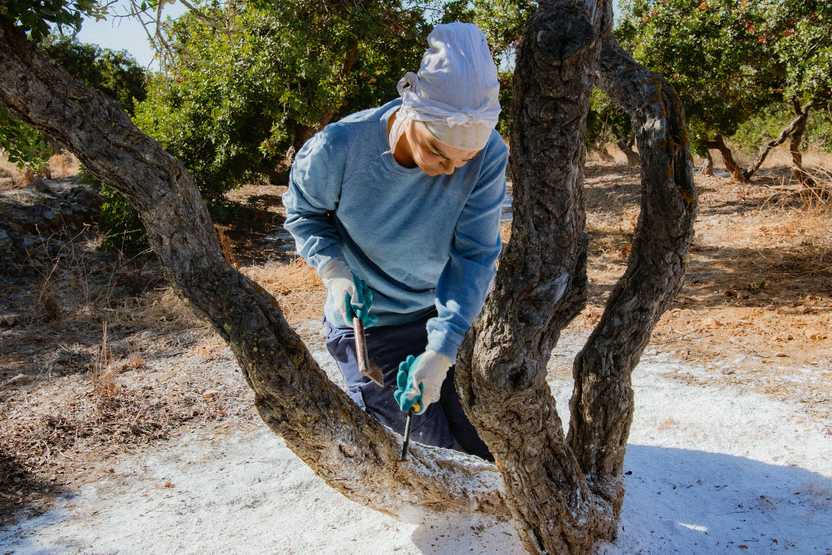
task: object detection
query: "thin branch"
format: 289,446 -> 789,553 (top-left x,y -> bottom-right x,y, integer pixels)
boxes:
176,0 -> 221,29
742,98 -> 816,181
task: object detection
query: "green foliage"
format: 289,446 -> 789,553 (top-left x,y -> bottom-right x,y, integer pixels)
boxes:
0,0 -> 104,41
0,37 -> 147,174
731,105 -> 792,154
99,182 -> 148,253
618,0 -> 832,154
617,0 -> 783,152
44,38 -> 148,115
807,109 -> 832,151
586,88 -> 632,151
758,1 -> 832,105
76,165 -> 148,253
134,1 -> 428,200
732,104 -> 832,154
495,71 -> 514,139
0,105 -> 52,173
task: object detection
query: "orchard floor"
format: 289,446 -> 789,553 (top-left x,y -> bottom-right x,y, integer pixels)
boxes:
2,155 -> 831,553
1,328 -> 830,554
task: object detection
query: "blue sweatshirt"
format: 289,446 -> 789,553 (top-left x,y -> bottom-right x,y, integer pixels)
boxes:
282,99 -> 507,361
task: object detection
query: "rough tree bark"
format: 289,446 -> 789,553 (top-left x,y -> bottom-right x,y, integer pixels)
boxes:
568,35 -> 696,499
742,99 -> 815,182
452,2 -> 696,553
1,0 -> 696,549
705,134 -> 746,182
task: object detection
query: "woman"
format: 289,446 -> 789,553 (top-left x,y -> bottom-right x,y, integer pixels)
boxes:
283,22 -> 507,460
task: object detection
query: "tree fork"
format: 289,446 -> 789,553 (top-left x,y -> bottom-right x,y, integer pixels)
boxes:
454,10 -> 695,554
742,99 -> 815,182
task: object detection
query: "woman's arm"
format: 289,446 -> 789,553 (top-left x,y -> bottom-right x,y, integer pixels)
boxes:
426,137 -> 508,361
282,124 -> 349,271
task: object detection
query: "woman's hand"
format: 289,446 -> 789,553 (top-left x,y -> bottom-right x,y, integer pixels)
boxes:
319,258 -> 376,327
393,350 -> 452,414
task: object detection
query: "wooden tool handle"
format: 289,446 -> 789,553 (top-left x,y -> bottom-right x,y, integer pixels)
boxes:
353,317 -> 368,373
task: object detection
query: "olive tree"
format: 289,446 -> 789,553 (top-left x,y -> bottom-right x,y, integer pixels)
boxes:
0,0 -> 696,551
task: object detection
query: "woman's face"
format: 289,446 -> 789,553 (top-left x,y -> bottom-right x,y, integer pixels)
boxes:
404,120 -> 481,176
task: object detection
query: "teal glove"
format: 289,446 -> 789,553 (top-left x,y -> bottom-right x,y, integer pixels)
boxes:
394,350 -> 452,415
394,354 -> 424,414
345,275 -> 378,327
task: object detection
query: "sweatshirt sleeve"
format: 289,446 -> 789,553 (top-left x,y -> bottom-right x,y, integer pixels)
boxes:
426,138 -> 508,360
281,125 -> 348,271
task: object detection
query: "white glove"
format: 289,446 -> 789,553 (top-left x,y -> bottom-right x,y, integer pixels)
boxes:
318,258 -> 356,326
403,350 -> 452,414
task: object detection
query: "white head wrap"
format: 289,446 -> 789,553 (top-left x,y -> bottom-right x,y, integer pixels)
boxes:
389,22 -> 500,152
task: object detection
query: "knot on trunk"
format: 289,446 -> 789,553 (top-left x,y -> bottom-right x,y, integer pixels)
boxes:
517,271 -> 570,326
534,7 -> 596,64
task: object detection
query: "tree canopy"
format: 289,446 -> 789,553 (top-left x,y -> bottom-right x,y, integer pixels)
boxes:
134,0 -> 427,198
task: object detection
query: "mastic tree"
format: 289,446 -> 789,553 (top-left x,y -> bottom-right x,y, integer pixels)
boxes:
618,0 -> 832,182
1,0 -> 696,551
134,0 -> 427,200
616,0 -> 783,180
742,0 -> 832,182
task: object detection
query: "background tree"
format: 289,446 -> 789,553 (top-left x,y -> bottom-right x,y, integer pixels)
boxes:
0,0 -> 696,552
134,0 -> 427,200
616,0 -> 783,181
619,0 -> 832,182
586,88 -> 636,164
751,0 -> 832,182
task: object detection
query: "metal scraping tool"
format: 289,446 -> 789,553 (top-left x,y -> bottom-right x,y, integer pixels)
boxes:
400,404 -> 419,461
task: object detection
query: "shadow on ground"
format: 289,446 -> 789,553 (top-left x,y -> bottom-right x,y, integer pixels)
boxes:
0,452 -> 67,528
409,445 -> 832,554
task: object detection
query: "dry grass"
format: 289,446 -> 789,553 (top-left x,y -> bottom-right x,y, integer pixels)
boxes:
240,257 -> 324,323
0,150 -> 80,190
0,154 -> 25,189
498,161 -> 831,421
46,151 -> 80,179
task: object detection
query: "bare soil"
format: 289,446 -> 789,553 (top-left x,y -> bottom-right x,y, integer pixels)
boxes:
557,156 -> 832,426
1,150 -> 830,526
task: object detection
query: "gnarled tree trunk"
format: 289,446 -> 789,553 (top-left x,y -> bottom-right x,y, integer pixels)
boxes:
700,150 -> 715,176
788,99 -> 814,185
706,134 -> 746,182
452,3 -> 696,553
1,0 -> 696,550
617,135 -> 641,166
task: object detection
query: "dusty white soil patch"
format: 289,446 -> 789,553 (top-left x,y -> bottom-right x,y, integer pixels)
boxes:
1,334 -> 830,554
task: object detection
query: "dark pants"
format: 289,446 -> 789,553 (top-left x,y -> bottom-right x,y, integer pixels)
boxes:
324,314 -> 492,461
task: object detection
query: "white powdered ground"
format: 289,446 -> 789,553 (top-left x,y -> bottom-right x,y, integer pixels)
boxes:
2,339 -> 830,554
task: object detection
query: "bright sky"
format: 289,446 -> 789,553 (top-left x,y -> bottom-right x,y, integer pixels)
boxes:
76,0 -> 189,69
